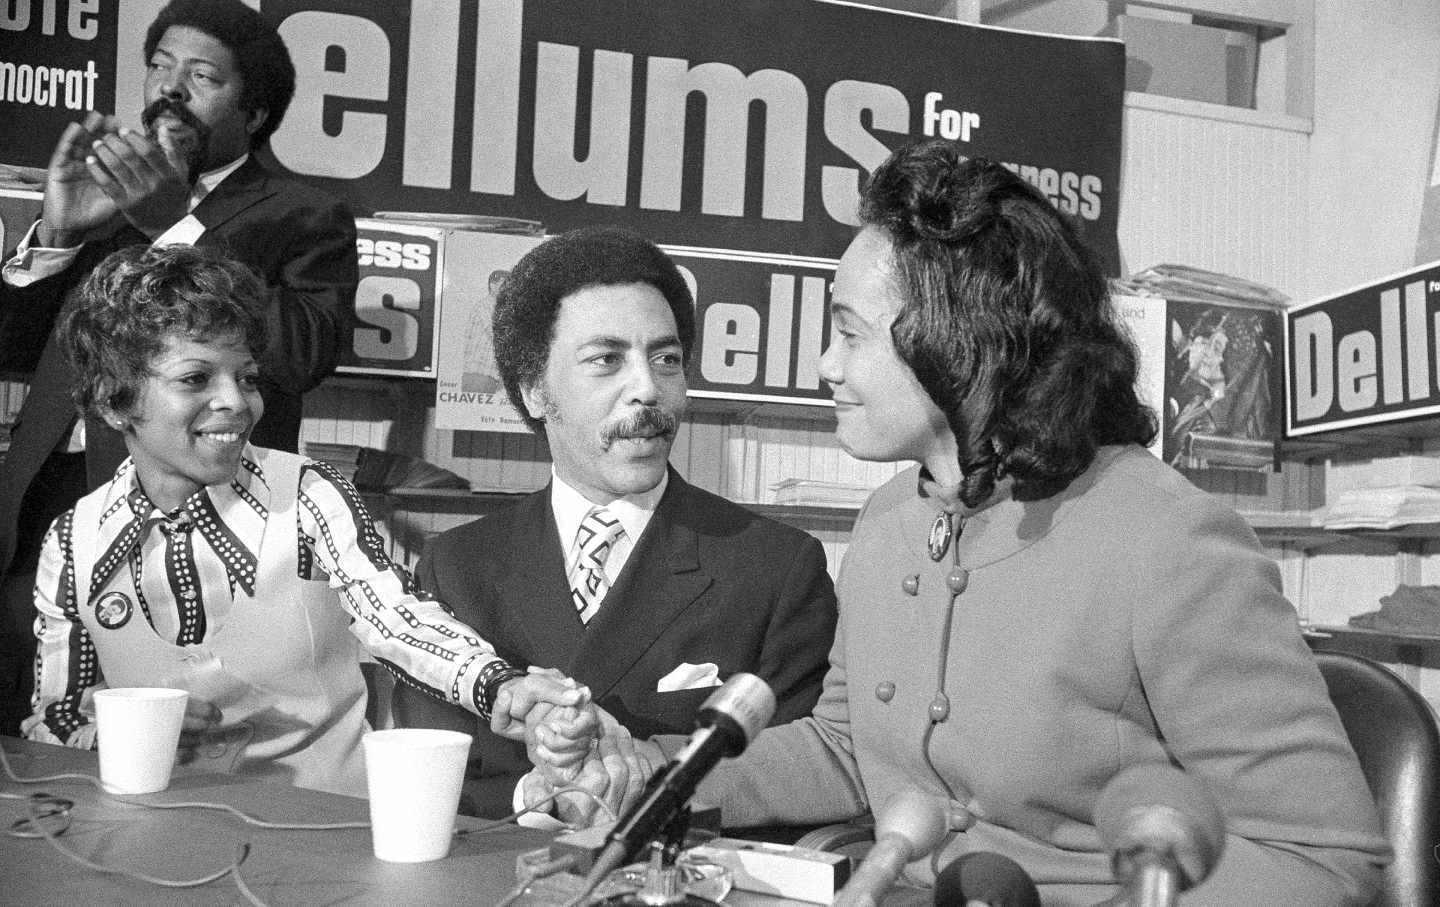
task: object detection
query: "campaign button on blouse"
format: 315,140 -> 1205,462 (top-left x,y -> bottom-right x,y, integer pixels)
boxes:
875,681 -> 896,702
95,591 -> 133,630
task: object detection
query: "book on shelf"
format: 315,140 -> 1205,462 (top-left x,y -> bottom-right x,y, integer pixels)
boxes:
303,443 -> 471,493
770,478 -> 874,508
1322,484 -> 1440,530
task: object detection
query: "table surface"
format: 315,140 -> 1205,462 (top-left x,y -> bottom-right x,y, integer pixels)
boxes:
2,736 -> 926,906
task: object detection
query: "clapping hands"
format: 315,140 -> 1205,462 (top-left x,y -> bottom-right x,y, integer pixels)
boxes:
39,111 -> 192,246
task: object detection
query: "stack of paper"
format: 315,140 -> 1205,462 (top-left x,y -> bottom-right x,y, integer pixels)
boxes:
1112,263 -> 1289,308
1322,485 -> 1440,530
771,479 -> 875,508
371,211 -> 544,235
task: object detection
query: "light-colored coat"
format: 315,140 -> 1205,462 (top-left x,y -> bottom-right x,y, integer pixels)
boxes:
681,445 -> 1388,906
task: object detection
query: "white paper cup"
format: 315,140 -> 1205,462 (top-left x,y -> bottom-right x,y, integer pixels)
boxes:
93,687 -> 189,794
362,728 -> 473,862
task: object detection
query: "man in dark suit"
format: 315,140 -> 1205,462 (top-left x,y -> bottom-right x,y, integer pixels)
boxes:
393,227 -> 838,820
0,0 -> 357,733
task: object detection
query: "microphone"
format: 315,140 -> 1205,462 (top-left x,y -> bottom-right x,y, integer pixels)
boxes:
1093,764 -> 1226,907
585,673 -> 776,884
832,791 -> 948,907
933,851 -> 1040,907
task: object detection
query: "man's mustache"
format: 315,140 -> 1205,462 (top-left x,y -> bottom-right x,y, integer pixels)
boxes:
141,98 -> 209,138
602,407 -> 679,444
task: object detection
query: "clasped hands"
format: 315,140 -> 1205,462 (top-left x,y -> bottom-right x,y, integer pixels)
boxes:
492,668 -> 660,827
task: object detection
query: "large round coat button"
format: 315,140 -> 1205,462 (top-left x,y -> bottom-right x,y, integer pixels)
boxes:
875,682 -> 896,702
929,694 -> 951,721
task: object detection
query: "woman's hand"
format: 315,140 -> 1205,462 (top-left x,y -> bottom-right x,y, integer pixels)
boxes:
490,666 -> 590,740
523,706 -> 660,827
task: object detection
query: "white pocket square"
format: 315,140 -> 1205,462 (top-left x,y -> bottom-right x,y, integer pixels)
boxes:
656,662 -> 722,692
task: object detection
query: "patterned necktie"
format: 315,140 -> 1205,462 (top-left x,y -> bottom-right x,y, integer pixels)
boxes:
570,507 -> 625,624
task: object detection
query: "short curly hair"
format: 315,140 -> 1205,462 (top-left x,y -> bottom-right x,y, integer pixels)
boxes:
493,226 -> 695,433
860,138 -> 1156,507
61,245 -> 269,420
143,0 -> 295,148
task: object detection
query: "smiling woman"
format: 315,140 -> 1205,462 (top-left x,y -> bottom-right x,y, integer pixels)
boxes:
61,244 -> 269,512
22,244 -> 591,797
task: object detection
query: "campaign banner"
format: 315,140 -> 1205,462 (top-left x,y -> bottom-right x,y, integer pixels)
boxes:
6,1 -> 1125,274
1287,260 -> 1440,436
0,2 -> 118,168
670,246 -> 838,405
339,220 -> 443,377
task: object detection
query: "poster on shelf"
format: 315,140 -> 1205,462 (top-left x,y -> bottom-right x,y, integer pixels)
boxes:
433,231 -> 545,432
1159,298 -> 1281,470
338,220 -> 443,377
10,0 -> 1125,275
1119,294 -> 1282,470
1287,259 -> 1440,436
1116,295 -> 1166,460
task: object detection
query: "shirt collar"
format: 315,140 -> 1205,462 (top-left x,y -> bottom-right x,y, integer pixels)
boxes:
89,446 -> 270,598
550,467 -> 667,550
190,153 -> 248,209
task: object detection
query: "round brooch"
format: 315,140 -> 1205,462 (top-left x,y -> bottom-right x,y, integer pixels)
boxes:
94,591 -> 133,630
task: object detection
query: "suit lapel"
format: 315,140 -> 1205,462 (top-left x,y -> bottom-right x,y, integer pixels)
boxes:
192,157 -> 273,235
570,475 -> 713,699
502,487 -> 588,665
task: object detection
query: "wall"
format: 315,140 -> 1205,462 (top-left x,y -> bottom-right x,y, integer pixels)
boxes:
1303,0 -> 1440,301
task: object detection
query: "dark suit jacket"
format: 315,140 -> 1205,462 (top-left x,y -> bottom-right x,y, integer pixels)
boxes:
0,156 -> 357,577
393,469 -> 839,818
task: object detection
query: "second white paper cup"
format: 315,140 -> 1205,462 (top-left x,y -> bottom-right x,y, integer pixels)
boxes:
362,728 -> 472,862
94,687 -> 189,794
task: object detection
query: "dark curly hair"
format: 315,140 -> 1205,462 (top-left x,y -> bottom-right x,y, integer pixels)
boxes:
860,138 -> 1156,507
61,245 -> 269,420
143,0 -> 295,148
493,226 -> 695,433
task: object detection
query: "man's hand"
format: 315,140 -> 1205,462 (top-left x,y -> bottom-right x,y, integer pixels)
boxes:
85,126 -> 192,239
39,112 -> 125,246
490,666 -> 590,741
519,727 -> 655,828
528,702 -> 601,782
38,112 -> 192,246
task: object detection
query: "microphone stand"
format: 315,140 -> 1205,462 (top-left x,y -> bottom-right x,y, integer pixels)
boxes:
592,807 -> 724,906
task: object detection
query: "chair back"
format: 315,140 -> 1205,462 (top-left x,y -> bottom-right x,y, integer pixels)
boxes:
1314,649 -> 1440,907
